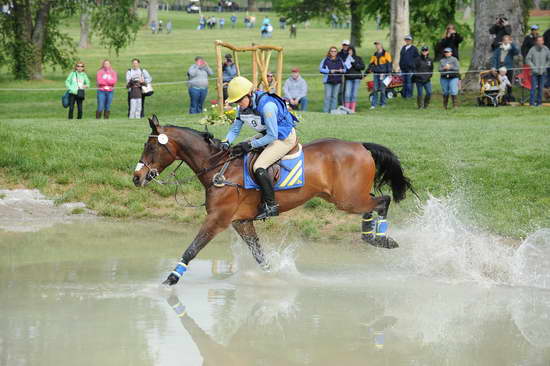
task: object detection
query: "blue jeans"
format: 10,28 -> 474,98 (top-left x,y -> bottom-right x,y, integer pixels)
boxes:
323,83 -> 340,113
188,87 -> 208,114
530,74 -> 545,106
97,90 -> 114,112
440,78 -> 459,96
344,79 -> 361,103
415,81 -> 432,97
402,72 -> 414,98
371,74 -> 386,107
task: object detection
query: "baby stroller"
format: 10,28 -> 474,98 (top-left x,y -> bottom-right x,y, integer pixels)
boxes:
366,74 -> 404,104
477,71 -> 501,107
515,65 -> 532,106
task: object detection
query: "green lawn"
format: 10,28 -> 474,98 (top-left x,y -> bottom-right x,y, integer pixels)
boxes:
1,10 -> 549,239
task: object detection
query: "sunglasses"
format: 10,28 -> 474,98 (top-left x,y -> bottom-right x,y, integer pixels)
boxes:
76,65 -> 84,68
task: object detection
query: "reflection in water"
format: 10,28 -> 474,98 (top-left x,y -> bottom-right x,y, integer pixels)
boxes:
2,220 -> 550,365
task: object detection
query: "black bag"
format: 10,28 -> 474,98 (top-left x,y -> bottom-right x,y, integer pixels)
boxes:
77,89 -> 85,99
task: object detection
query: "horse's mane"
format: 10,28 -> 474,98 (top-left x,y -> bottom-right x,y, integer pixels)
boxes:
165,125 -> 224,155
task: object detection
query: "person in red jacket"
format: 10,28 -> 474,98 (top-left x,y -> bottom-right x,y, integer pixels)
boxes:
96,59 -> 118,119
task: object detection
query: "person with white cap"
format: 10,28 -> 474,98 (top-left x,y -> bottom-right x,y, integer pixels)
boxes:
338,40 -> 351,61
522,25 -> 540,59
399,35 -> 419,98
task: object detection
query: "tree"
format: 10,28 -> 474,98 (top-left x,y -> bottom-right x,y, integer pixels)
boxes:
248,0 -> 258,12
389,0 -> 410,71
147,0 -> 159,26
274,0 -> 368,47
0,0 -> 140,80
462,0 -> 526,90
79,5 -> 92,49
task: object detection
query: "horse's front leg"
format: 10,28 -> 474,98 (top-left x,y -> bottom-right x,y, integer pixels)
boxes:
232,219 -> 270,270
163,213 -> 232,286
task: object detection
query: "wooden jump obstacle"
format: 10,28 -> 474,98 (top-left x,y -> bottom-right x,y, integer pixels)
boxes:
214,40 -> 284,116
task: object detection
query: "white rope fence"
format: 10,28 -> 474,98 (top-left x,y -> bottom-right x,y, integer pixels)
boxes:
0,66 -> 542,92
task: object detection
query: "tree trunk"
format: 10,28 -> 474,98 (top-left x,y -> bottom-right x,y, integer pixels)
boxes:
79,9 -> 91,48
248,0 -> 258,12
463,0 -> 524,91
12,0 -> 51,80
390,0 -> 409,72
349,0 -> 364,47
147,0 -> 159,25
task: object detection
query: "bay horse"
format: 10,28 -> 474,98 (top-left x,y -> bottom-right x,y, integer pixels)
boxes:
133,115 -> 414,286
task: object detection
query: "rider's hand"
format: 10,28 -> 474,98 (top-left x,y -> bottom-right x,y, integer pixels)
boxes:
230,141 -> 252,155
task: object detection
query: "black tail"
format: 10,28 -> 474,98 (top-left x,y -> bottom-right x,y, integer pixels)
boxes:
363,143 -> 416,203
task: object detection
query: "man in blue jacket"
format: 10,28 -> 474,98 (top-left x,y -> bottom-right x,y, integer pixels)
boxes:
222,76 -> 298,219
399,35 -> 419,98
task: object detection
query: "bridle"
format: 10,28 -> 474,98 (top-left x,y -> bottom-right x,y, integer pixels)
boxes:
138,134 -> 243,207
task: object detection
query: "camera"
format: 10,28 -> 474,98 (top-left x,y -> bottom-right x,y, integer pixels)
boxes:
496,16 -> 508,25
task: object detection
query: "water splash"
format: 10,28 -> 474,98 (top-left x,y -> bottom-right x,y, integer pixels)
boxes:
392,195 -> 550,289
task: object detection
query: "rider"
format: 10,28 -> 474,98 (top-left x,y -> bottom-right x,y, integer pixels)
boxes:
221,76 -> 298,220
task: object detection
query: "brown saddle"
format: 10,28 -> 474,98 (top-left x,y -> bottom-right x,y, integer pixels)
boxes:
246,142 -> 301,185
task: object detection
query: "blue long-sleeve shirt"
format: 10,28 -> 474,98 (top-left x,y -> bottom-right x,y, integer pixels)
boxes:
225,96 -> 279,148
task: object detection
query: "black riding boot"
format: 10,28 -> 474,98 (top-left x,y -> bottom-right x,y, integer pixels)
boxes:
254,168 -> 279,220
443,95 -> 449,109
423,95 -> 430,109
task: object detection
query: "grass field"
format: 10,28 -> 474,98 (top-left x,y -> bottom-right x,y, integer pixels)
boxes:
1,11 -> 549,240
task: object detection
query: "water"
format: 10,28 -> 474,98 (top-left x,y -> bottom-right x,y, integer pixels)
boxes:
1,198 -> 550,366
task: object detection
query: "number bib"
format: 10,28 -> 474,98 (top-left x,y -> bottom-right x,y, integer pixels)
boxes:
239,111 -> 265,133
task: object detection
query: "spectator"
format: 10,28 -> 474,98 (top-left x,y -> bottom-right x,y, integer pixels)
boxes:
279,16 -> 286,29
492,35 -> 519,100
65,61 -> 90,120
399,35 -> 419,98
320,46 -> 346,113
497,67 -> 512,104
259,71 -> 277,93
150,20 -> 156,34
368,41 -> 392,109
289,24 -> 297,38
521,25 -> 539,59
263,16 -> 270,25
331,13 -> 338,29
261,23 -> 269,38
436,24 -> 463,61
230,14 -> 237,28
96,59 -> 117,119
489,16 -> 512,50
343,46 -> 365,112
127,76 -> 143,119
199,16 -> 206,30
166,20 -> 173,34
250,15 -> 256,28
439,48 -> 460,109
545,28 -> 550,87
126,58 -> 152,118
222,54 -> 238,100
283,67 -> 308,111
158,20 -> 163,33
187,56 -> 213,114
207,16 -> 217,29
219,17 -> 225,29
338,40 -> 351,61
244,15 -> 250,29
413,46 -> 433,109
525,36 -> 550,107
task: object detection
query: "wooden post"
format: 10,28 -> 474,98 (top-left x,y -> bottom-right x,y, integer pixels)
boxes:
233,50 -> 240,76
215,42 -> 224,116
276,50 -> 283,96
252,49 -> 258,88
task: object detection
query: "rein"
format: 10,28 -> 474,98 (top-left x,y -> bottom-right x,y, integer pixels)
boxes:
141,137 -> 243,208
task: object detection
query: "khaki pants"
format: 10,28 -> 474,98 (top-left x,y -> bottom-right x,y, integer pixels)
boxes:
251,128 -> 297,171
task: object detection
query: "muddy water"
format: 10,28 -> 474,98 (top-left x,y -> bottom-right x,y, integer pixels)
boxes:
2,199 -> 550,366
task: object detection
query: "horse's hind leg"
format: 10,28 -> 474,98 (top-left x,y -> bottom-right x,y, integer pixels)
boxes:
362,195 -> 399,249
232,220 -> 270,270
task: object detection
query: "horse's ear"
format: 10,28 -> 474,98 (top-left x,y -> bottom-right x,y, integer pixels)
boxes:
148,114 -> 160,134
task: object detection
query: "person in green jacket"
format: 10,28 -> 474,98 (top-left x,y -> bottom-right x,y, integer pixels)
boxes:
65,61 -> 90,119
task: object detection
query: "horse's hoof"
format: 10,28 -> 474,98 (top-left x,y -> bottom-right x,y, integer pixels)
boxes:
162,273 -> 180,286
368,237 -> 399,249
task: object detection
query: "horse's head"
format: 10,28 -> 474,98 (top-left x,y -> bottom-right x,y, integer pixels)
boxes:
133,115 -> 178,187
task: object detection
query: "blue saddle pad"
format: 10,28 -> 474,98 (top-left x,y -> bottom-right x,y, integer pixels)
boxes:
243,149 -> 305,191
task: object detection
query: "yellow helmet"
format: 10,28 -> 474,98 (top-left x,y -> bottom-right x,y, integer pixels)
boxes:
227,76 -> 253,103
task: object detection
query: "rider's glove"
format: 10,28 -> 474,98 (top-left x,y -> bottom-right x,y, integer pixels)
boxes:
230,141 -> 253,155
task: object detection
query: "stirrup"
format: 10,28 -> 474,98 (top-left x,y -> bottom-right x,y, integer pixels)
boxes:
255,202 -> 279,220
